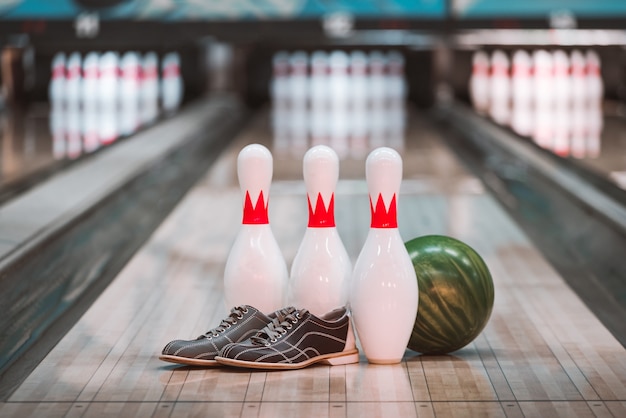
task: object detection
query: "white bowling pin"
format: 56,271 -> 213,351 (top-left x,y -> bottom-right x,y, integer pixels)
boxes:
309,51 -> 330,147
288,51 -> 308,107
349,50 -> 368,106
570,50 -> 586,107
81,51 -> 100,108
511,50 -> 532,109
271,51 -> 290,103
98,52 -> 119,147
349,51 -> 369,157
98,51 -> 119,108
120,51 -> 141,135
161,52 -> 183,114
350,147 -> 418,364
585,50 -> 603,107
469,50 -> 490,114
223,144 -> 288,313
49,52 -> 66,106
289,145 -> 352,316
532,49 -> 554,109
488,50 -> 511,125
552,49 -> 571,108
140,51 -> 160,125
368,51 -> 387,107
65,52 -> 82,108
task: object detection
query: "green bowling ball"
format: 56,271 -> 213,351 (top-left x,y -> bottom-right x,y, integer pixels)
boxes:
405,235 -> 494,354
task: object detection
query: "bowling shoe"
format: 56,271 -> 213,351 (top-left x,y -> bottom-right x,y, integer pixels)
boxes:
215,306 -> 360,370
159,305 -> 290,366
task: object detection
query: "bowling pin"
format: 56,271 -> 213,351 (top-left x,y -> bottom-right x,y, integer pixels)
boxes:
49,52 -> 66,106
349,51 -> 369,156
488,49 -> 511,125
288,51 -> 308,107
469,50 -> 490,114
309,51 -> 330,147
350,147 -> 418,364
81,52 -> 99,107
80,51 -> 100,152
511,50 -> 532,108
161,52 -> 183,114
328,50 -> 350,159
98,51 -> 119,108
510,50 -> 533,137
552,49 -> 571,108
532,49 -> 554,109
368,51 -> 388,150
223,144 -> 288,313
65,52 -> 82,108
585,50 -> 603,107
119,51 -> 141,136
140,51 -> 160,125
289,145 -> 352,316
570,50 -> 586,107
271,51 -> 290,103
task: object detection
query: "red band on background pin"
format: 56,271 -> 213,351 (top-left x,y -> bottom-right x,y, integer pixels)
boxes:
52,67 -> 65,79
163,65 -> 180,78
308,193 -> 335,228
243,190 -> 269,224
370,193 -> 397,228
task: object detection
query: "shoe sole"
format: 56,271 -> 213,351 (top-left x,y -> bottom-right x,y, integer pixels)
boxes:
214,349 -> 360,370
159,355 -> 221,367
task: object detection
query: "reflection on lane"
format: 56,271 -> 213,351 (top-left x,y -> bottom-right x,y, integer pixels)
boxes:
270,49 -> 407,160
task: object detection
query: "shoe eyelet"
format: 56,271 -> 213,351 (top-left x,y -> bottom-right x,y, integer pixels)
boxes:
226,323 -> 231,328
265,342 -> 271,347
292,318 -> 298,324
295,312 -> 301,318
270,338 -> 277,343
242,308 -> 249,314
286,324 -> 292,329
213,333 -> 219,337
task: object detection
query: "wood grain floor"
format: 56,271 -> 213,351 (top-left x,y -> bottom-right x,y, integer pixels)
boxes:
2,109 -> 625,417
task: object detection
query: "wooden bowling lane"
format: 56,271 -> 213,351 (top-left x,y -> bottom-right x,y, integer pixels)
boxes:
2,107 -> 626,418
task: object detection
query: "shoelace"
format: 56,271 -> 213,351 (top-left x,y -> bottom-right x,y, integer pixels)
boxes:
251,307 -> 308,346
200,306 -> 249,339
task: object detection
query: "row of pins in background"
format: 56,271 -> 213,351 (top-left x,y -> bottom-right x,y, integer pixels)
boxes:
48,51 -> 184,160
49,51 -> 183,118
270,50 -> 407,159
470,49 -> 604,158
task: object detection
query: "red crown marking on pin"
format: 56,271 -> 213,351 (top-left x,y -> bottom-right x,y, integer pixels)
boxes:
370,193 -> 397,228
243,190 -> 269,224
308,193 -> 335,228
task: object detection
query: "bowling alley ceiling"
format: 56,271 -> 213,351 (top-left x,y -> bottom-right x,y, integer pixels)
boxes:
1,0 -> 626,46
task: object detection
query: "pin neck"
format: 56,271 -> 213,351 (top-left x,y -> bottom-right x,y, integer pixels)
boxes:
370,193 -> 397,228
242,190 -> 269,224
307,193 -> 335,228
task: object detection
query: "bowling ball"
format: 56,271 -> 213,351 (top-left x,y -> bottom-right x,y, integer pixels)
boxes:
405,235 -> 494,354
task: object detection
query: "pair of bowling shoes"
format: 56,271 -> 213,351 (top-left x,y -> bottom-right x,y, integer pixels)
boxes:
159,305 -> 359,370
